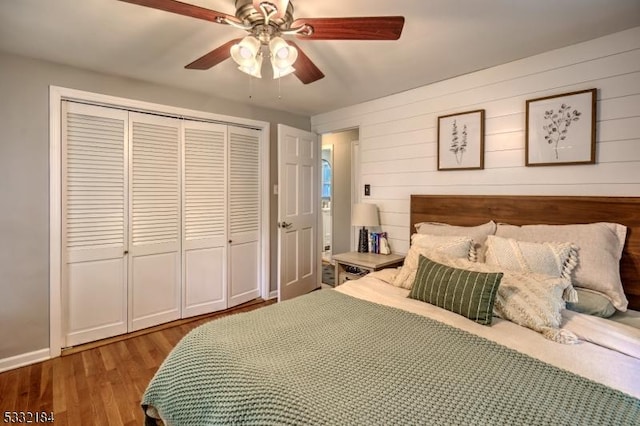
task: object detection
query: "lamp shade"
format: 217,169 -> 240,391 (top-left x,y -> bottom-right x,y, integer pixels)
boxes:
351,203 -> 379,227
269,36 -> 297,78
271,62 -> 295,79
230,36 -> 261,68
237,53 -> 263,78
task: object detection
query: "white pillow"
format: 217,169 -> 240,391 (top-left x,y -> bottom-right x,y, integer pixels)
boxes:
425,251 -> 578,344
496,223 -> 628,311
392,234 -> 475,289
484,235 -> 579,302
415,221 -> 496,261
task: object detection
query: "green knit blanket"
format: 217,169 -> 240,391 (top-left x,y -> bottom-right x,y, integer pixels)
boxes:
142,290 -> 640,425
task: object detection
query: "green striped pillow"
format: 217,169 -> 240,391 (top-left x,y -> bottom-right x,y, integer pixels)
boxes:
409,255 -> 503,325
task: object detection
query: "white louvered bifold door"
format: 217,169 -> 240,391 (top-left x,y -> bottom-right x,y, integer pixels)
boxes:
182,121 -> 228,318
228,126 -> 262,308
62,102 -> 128,347
128,112 -> 181,331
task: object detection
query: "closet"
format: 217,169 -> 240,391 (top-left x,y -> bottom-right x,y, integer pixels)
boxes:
61,101 -> 261,347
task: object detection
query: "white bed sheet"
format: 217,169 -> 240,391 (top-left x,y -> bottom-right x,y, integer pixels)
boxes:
334,272 -> 640,399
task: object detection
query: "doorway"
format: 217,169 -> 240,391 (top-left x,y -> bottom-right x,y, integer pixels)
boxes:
320,128 -> 359,286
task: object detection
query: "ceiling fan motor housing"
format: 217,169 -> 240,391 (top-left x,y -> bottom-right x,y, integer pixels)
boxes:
235,0 -> 295,42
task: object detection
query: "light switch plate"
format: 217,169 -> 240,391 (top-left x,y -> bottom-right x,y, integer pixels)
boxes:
364,184 -> 370,196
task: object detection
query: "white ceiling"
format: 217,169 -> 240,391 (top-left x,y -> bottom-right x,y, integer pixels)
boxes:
1,0 -> 639,116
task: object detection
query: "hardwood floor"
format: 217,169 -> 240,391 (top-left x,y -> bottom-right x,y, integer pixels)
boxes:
0,299 -> 275,425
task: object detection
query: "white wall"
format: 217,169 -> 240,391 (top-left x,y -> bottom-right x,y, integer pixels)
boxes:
311,27 -> 640,255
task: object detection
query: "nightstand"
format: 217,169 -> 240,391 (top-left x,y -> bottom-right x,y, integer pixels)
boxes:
332,252 -> 405,286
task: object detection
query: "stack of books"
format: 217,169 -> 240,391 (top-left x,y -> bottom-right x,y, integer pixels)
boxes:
368,232 -> 390,254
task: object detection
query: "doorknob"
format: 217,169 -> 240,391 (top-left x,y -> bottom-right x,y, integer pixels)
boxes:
278,221 -> 293,229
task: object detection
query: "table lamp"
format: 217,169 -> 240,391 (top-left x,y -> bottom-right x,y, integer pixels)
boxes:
351,203 -> 379,253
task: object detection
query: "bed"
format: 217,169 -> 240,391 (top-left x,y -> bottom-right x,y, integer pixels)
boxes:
142,195 -> 640,425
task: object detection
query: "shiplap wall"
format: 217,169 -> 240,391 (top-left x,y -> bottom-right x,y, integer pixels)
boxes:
311,27 -> 640,254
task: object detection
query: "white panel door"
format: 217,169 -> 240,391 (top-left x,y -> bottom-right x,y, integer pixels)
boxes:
128,112 -> 181,331
277,124 -> 319,301
228,126 -> 261,308
182,121 -> 228,318
62,101 -> 128,347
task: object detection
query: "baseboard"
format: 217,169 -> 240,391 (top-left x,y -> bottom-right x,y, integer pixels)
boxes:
0,348 -> 50,373
268,290 -> 278,300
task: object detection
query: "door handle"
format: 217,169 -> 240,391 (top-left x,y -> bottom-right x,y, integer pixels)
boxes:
278,221 -> 293,229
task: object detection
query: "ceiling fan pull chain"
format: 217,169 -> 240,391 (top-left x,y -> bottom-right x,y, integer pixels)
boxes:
278,74 -> 282,99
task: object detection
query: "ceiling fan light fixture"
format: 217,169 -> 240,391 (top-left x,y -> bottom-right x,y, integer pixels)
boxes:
237,53 -> 263,78
230,36 -> 261,67
119,0 -> 405,86
271,63 -> 295,79
269,36 -> 298,71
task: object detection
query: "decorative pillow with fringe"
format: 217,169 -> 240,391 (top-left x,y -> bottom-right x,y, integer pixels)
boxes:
495,222 -> 628,311
424,251 -> 579,344
415,221 -> 496,261
392,234 -> 476,289
484,235 -> 579,303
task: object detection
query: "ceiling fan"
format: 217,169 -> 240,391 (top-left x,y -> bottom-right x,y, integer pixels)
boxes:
117,0 -> 405,84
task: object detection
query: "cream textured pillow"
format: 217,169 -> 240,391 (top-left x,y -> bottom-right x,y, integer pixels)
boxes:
425,251 -> 579,344
392,234 -> 475,289
415,221 -> 496,261
496,223 -> 628,311
485,235 -> 579,302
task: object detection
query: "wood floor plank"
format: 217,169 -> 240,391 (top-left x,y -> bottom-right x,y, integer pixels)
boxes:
15,366 -> 31,412
98,345 -> 118,372
38,360 -> 54,413
0,298 -> 273,423
131,333 -> 158,370
51,357 -> 66,415
109,368 -> 137,424
73,353 -> 99,424
64,355 -> 82,426
27,363 -> 46,411
149,328 -> 175,355
0,369 -> 19,411
99,381 -> 122,426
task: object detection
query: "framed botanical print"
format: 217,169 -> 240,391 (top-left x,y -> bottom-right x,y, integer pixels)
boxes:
437,109 -> 485,170
526,88 -> 596,166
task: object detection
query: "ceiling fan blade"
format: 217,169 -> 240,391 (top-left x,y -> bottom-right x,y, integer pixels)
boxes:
252,0 -> 290,19
292,16 -> 404,40
118,0 -> 233,24
185,38 -> 242,70
289,42 -> 324,84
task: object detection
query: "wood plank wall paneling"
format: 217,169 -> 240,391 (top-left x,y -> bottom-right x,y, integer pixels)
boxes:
311,27 -> 640,254
0,299 -> 274,425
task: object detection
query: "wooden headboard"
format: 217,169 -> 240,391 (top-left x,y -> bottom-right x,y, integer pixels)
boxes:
410,195 -> 640,311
